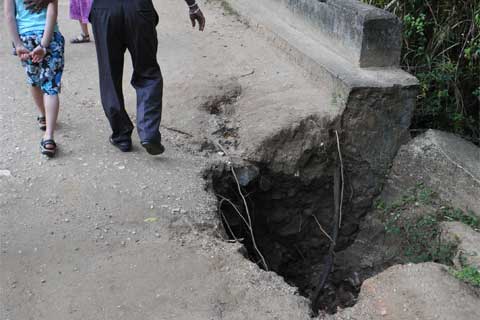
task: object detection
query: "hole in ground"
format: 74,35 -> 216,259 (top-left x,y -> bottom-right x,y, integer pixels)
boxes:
199,84 -> 242,115
208,164 -> 367,314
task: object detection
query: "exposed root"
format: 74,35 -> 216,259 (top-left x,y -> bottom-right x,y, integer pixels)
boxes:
312,130 -> 345,313
312,215 -> 335,244
336,130 -> 345,229
230,166 -> 269,271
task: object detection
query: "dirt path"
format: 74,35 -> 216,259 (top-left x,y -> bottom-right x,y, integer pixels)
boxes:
0,1 -> 321,319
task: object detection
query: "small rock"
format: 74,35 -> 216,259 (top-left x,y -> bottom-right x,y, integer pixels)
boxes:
0,170 -> 11,177
235,166 -> 260,187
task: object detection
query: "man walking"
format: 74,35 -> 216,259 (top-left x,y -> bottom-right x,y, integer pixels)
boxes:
25,0 -> 206,155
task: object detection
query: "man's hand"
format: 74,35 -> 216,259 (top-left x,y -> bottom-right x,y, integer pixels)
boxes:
30,45 -> 47,63
189,6 -> 205,31
16,45 -> 30,61
24,0 -> 53,13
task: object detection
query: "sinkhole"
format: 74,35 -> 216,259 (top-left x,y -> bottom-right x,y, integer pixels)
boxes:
207,163 -> 368,314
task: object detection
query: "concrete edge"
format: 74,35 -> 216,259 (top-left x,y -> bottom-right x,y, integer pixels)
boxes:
221,0 -> 418,92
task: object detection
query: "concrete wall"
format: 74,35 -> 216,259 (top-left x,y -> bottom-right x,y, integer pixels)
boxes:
250,0 -> 402,68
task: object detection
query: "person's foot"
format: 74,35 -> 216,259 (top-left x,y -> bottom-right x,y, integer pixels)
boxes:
40,138 -> 57,158
141,140 -> 165,155
109,136 -> 132,152
70,33 -> 90,44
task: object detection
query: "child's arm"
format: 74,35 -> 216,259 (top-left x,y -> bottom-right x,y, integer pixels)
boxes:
31,0 -> 57,63
4,0 -> 30,60
41,0 -> 57,48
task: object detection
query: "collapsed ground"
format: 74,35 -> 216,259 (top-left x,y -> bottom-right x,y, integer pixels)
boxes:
206,161 -> 480,315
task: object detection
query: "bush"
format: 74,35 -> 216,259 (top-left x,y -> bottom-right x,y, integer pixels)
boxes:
364,0 -> 480,144
452,266 -> 480,287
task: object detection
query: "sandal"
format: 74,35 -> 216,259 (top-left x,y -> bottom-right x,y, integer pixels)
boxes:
40,139 -> 57,158
70,33 -> 90,44
37,116 -> 46,131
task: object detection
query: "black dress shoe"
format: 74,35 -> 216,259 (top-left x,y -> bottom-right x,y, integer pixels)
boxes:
109,136 -> 132,152
141,140 -> 165,155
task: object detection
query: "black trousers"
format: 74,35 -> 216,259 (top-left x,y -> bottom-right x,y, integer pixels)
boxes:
90,0 -> 163,144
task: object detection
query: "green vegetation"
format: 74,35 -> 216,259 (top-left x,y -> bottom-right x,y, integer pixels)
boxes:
441,207 -> 480,230
377,183 -> 479,265
450,248 -> 480,288
364,0 -> 479,144
451,266 -> 480,287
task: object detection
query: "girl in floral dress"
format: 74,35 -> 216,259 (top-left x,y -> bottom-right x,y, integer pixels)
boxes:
70,0 -> 92,43
5,0 -> 65,157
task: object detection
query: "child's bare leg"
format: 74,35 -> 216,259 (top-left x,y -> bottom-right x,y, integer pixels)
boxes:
31,86 -> 46,116
80,22 -> 89,36
43,94 -> 60,140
